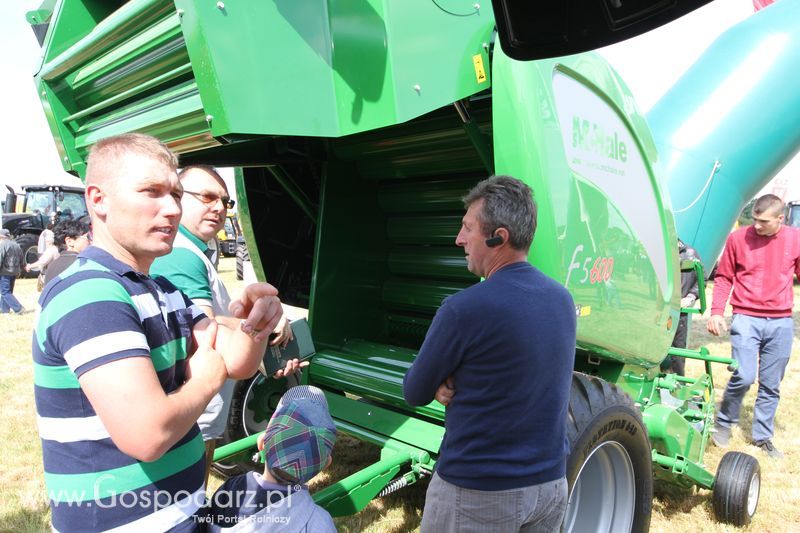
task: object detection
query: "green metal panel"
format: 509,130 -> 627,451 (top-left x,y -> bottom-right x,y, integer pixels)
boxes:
387,246 -> 472,281
378,177 -> 476,213
382,277 -> 472,313
651,451 -> 714,490
234,167 -> 266,281
387,215 -> 462,246
324,392 -> 444,453
37,0 -> 119,65
173,0 -> 494,137
491,49 -> 680,367
310,340 -> 446,422
26,0 -> 57,25
642,404 -> 703,461
308,159 -> 391,348
33,0 -> 217,175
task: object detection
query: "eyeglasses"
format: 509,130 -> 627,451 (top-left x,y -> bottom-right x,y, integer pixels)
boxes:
183,190 -> 235,209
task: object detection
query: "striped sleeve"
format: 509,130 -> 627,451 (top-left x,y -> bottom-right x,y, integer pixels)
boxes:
36,273 -> 150,378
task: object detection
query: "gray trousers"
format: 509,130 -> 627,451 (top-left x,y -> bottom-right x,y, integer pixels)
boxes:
717,314 -> 793,442
421,472 -> 568,533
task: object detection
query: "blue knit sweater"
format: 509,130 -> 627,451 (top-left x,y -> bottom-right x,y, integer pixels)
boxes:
404,262 -> 576,490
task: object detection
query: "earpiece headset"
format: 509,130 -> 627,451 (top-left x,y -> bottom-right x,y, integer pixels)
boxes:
485,229 -> 504,248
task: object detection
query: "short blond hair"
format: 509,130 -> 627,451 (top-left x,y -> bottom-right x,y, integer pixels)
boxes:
86,133 -> 178,186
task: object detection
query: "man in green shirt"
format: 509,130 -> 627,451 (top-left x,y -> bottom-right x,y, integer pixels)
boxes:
151,165 -> 297,483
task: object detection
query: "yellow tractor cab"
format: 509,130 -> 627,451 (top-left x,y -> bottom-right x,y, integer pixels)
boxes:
216,211 -> 240,257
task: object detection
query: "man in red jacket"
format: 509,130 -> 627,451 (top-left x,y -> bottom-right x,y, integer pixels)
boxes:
708,194 -> 800,459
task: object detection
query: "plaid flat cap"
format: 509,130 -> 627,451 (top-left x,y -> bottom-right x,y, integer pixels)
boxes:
262,386 -> 337,484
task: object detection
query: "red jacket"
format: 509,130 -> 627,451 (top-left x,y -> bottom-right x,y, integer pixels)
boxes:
711,225 -> 800,317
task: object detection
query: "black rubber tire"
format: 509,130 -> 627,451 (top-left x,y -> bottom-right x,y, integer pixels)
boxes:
15,233 -> 40,278
713,451 -> 760,526
220,240 -> 236,257
211,374 -> 287,478
235,242 -> 249,281
564,372 -> 653,533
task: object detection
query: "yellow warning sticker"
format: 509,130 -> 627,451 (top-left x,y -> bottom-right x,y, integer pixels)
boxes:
473,54 -> 487,84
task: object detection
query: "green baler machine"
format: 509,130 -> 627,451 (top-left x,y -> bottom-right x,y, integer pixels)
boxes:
31,0 -> 800,529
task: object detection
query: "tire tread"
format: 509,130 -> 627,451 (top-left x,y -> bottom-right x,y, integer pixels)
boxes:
713,451 -> 759,526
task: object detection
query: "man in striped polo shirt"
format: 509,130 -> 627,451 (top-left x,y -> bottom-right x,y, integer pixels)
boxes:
33,133 -> 284,531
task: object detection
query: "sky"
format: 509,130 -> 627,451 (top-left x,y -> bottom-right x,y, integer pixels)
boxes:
1,0 -> 797,198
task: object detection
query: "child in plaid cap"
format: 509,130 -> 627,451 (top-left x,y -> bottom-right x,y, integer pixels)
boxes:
208,386 -> 337,531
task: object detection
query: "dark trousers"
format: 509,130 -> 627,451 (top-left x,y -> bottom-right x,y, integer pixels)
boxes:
661,313 -> 688,375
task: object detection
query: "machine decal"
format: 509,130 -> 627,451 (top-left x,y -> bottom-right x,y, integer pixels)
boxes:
472,54 -> 487,83
553,71 -> 669,299
566,244 -> 615,287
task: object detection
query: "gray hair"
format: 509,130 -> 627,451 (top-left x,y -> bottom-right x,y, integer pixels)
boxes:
463,175 -> 537,251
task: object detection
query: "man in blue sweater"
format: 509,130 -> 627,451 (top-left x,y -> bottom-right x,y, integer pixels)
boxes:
404,175 -> 576,532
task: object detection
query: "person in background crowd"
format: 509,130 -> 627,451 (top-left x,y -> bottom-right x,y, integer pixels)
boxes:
0,229 -> 25,314
43,219 -> 92,285
661,239 -> 701,376
708,194 -> 800,459
26,229 -> 59,287
37,221 -> 54,256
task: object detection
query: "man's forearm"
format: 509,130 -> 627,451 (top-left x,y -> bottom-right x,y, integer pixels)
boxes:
215,316 -> 269,378
158,374 -> 222,448
710,276 -> 732,315
79,356 -> 226,462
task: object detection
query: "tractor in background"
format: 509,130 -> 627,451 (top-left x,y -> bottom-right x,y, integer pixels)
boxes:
2,184 -> 87,274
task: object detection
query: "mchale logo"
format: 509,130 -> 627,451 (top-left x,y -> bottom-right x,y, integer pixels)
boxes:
572,116 -> 628,163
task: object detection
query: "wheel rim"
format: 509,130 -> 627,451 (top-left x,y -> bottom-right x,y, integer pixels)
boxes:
565,441 -> 636,533
24,246 -> 39,265
241,375 -> 284,436
747,472 -> 760,517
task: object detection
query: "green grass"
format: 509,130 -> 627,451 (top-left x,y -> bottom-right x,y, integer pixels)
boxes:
3,259 -> 799,531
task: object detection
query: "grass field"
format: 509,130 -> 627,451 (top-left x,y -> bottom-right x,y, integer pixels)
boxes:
2,256 -> 799,531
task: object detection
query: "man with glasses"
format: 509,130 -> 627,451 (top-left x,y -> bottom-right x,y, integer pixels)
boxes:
151,165 -> 296,484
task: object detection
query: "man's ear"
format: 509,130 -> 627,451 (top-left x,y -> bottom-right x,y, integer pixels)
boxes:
495,227 -> 510,246
86,184 -> 107,218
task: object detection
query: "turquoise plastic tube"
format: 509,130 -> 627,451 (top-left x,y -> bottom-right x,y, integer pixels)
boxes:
648,0 -> 800,267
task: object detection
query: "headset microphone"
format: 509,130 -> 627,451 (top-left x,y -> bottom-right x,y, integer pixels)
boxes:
485,234 -> 503,247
